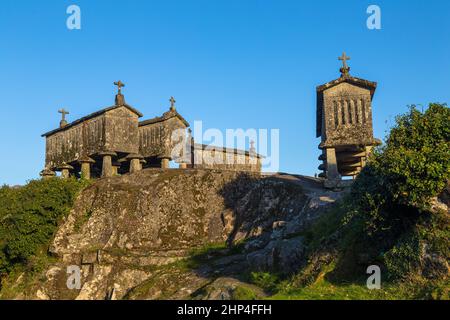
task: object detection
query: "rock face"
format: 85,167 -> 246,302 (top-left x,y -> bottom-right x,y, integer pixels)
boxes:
33,169 -> 343,300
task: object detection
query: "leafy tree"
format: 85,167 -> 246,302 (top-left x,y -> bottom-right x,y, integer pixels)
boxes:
340,103 -> 450,281
350,103 -> 450,235
0,178 -> 89,276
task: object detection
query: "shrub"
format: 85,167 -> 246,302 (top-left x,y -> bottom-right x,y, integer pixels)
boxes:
383,231 -> 421,279
0,178 -> 89,276
350,104 -> 450,235
341,103 -> 450,280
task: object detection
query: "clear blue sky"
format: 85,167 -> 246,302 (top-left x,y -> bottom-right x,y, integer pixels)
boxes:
1,0 -> 449,185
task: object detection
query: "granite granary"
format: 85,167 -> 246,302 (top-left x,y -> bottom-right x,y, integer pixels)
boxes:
316,53 -> 381,188
40,81 -> 262,179
40,53 -> 379,188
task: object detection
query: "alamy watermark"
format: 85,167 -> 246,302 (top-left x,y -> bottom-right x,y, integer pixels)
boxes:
367,5 -> 381,30
66,265 -> 81,290
366,265 -> 381,290
170,121 -> 280,173
67,5 -> 81,30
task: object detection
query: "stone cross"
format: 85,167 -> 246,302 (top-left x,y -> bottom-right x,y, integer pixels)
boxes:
338,52 -> 351,69
114,80 -> 125,94
58,108 -> 69,121
169,96 -> 176,110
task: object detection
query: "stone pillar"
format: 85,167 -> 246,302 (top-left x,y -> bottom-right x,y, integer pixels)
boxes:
130,159 -> 141,173
59,163 -> 74,179
179,162 -> 187,169
79,156 -> 95,180
40,168 -> 55,180
126,153 -> 144,174
81,162 -> 91,179
160,158 -> 170,169
103,155 -> 113,177
99,151 -> 117,178
112,161 -> 121,176
324,148 -> 341,189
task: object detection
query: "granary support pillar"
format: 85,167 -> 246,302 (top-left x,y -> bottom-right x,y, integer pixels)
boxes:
81,162 -> 91,179
178,152 -> 189,169
324,147 -> 341,189
112,161 -> 121,176
99,151 -> 117,178
179,162 -> 187,169
40,168 -> 56,180
127,153 -> 144,173
59,163 -> 74,179
160,157 -> 170,169
79,156 -> 95,180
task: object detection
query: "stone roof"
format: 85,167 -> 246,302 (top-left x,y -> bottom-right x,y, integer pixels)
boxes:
139,109 -> 190,127
41,104 -> 143,137
316,75 -> 377,95
316,75 -> 377,138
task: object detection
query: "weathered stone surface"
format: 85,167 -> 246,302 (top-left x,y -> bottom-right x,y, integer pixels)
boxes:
81,251 -> 98,265
194,277 -> 266,300
246,237 -> 306,274
30,170 -> 341,300
316,56 -> 381,185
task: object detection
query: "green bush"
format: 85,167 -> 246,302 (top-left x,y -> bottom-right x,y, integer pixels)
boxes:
344,103 -> 450,279
383,232 -> 421,279
0,178 -> 89,276
350,103 -> 449,235
381,104 -> 450,206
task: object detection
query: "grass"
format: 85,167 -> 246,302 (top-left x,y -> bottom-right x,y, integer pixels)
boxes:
231,286 -> 258,300
270,279 -> 403,300
269,277 -> 450,300
0,249 -> 57,300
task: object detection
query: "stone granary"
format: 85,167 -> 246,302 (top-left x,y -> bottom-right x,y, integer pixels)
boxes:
316,53 -> 381,188
40,82 -> 262,179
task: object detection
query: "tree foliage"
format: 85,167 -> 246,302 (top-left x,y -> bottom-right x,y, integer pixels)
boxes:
0,178 -> 89,276
340,103 -> 450,281
350,103 -> 450,234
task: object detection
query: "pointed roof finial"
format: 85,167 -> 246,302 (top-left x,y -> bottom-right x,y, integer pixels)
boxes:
169,96 -> 176,111
58,108 -> 69,128
338,52 -> 351,77
114,80 -> 126,105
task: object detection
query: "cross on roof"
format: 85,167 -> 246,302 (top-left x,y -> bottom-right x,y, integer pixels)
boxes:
338,52 -> 351,69
114,80 -> 125,94
169,96 -> 176,110
58,108 -> 69,121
